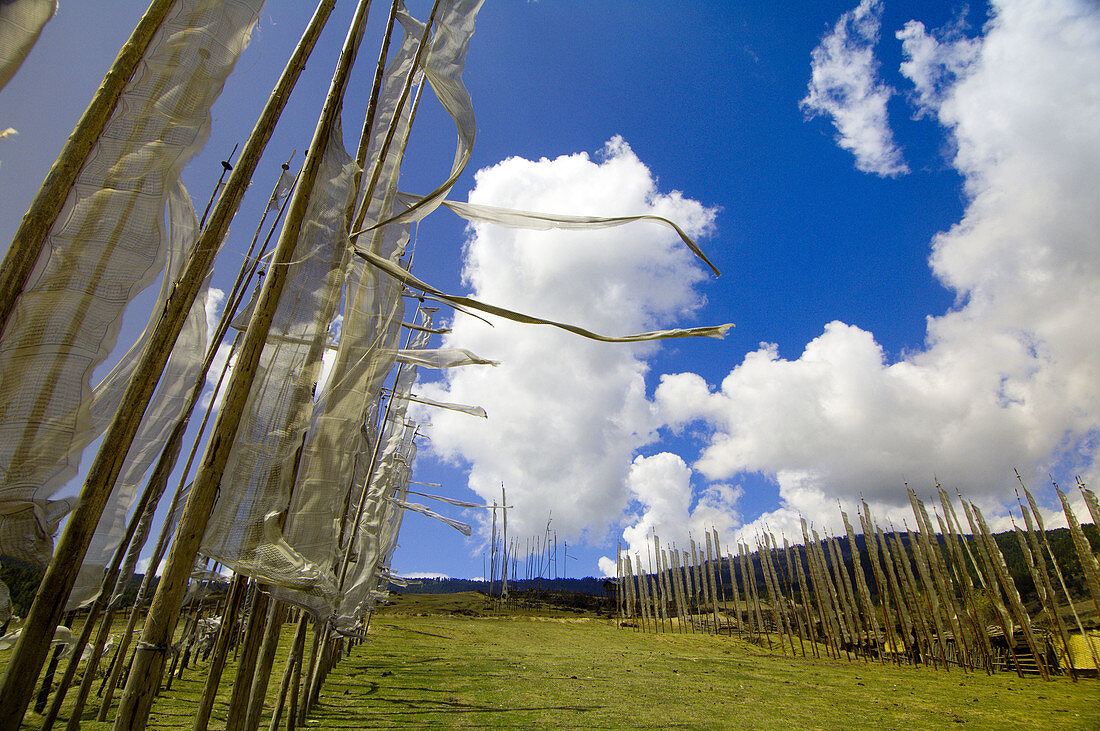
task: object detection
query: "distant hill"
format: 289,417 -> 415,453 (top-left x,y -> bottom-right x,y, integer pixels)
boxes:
393,576 -> 610,596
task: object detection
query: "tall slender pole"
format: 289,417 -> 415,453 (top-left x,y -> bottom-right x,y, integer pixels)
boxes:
501,484 -> 508,599
192,574 -> 249,731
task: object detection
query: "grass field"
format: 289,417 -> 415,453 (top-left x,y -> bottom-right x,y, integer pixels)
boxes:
8,592 -> 1099,730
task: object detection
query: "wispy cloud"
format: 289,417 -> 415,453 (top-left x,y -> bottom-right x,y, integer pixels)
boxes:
801,0 -> 909,177
897,17 -> 980,118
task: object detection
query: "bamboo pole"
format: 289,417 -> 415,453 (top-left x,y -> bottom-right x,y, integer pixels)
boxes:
756,537 -> 787,655
501,486 -> 509,599
814,529 -> 852,661
328,20 -> 444,681
651,534 -> 667,632
49,172 -> 283,720
690,538 -> 704,629
1079,479 -> 1100,526
888,528 -> 932,666
921,498 -> 980,670
43,527 -> 140,730
268,613 -> 308,731
675,550 -> 692,633
32,613 -> 75,717
281,616 -> 310,731
904,521 -> 952,670
799,521 -> 838,659
774,537 -> 803,656
1012,518 -> 1072,679
0,0 -> 177,339
744,544 -> 769,647
766,535 -> 797,654
623,555 -> 636,629
825,532 -> 862,658
935,507 -> 988,672
647,568 -> 662,634
877,527 -> 918,666
658,548 -> 671,630
297,625 -> 322,726
1,7 -> 337,728
737,544 -> 755,641
677,547 -> 695,633
790,542 -> 815,652
783,539 -> 814,657
55,603 -> 120,731
682,544 -> 695,626
46,140 -> 264,727
637,554 -> 652,633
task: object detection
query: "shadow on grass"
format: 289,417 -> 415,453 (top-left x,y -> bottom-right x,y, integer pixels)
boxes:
314,694 -> 601,716
373,624 -> 454,640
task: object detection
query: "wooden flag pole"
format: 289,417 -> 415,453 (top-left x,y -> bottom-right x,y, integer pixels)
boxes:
192,574 -> 249,731
242,601 -> 288,731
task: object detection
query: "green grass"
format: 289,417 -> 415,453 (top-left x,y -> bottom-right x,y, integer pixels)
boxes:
6,593 -> 1098,730
312,613 -> 1099,730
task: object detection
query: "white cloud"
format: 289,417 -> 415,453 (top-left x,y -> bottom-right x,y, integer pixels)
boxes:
204,287 -> 226,342
659,0 -> 1100,533
594,452 -> 742,576
801,0 -> 909,177
404,571 -> 450,580
417,137 -> 717,547
897,18 -> 980,118
200,341 -> 234,411
598,453 -> 742,574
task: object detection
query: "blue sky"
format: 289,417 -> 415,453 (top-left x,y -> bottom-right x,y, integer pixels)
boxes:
2,0 -> 1097,581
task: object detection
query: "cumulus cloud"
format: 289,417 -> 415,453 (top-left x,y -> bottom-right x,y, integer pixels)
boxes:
416,137 -> 717,546
660,0 -> 1100,537
595,452 -> 741,577
801,0 -> 909,176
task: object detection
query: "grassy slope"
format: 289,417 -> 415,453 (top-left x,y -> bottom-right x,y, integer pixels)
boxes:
307,594 -> 1099,730
8,592 -> 1098,730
